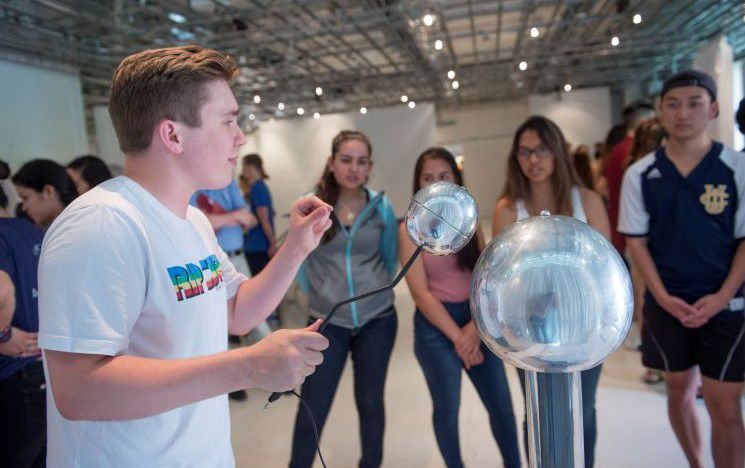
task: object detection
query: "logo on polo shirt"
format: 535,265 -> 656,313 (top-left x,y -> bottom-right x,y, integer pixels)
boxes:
166,254 -> 224,301
699,184 -> 729,215
647,168 -> 662,179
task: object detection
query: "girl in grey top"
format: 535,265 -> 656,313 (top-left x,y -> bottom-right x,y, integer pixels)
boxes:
290,130 -> 398,468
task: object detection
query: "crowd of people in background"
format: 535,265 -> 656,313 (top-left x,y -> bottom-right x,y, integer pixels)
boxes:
1,46 -> 744,468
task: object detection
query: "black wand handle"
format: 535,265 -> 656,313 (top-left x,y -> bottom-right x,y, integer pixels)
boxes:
267,245 -> 424,404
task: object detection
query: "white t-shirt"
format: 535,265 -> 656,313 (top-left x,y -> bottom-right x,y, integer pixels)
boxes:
38,176 -> 247,468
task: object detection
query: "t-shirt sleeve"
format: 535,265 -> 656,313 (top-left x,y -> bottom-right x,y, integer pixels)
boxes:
251,182 -> 271,208
38,205 -> 148,356
733,153 -> 745,240
618,163 -> 649,237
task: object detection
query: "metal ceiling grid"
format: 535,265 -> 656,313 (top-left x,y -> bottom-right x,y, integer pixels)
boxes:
1,0 -> 744,128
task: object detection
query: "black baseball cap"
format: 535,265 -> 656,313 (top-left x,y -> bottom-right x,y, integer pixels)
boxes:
661,70 -> 717,101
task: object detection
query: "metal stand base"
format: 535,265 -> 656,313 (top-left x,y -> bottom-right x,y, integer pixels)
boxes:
525,370 -> 584,468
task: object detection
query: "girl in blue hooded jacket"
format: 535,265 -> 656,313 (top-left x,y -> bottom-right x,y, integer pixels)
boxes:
290,130 -> 398,468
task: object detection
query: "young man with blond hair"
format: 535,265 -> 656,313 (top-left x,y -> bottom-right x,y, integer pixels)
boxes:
38,45 -> 333,466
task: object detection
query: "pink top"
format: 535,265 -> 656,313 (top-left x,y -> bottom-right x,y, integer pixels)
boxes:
421,253 -> 472,303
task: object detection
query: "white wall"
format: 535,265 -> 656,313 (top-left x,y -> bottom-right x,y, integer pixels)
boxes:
694,36 -> 735,147
0,59 -> 87,169
435,101 -> 530,224
241,103 -> 436,233
93,105 -> 125,170
528,86 -> 612,149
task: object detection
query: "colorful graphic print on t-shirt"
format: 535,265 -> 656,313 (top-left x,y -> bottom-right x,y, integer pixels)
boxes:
167,254 -> 224,301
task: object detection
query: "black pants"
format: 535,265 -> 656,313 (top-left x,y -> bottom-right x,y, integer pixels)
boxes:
290,312 -> 398,468
0,361 -> 46,468
245,251 -> 279,324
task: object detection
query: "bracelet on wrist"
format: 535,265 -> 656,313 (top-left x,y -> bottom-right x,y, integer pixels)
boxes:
0,326 -> 12,344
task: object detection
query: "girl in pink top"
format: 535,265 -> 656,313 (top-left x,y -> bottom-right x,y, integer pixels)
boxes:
399,148 -> 520,468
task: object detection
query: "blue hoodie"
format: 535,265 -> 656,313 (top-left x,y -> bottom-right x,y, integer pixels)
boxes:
297,188 -> 398,329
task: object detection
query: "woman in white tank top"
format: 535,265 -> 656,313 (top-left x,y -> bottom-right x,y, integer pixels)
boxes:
491,116 -> 611,468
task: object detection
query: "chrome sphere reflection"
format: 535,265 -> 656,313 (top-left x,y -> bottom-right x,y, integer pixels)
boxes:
470,214 -> 633,372
406,181 -> 479,255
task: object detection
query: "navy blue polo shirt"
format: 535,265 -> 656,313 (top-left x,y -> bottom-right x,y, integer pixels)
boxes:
618,142 -> 745,299
0,218 -> 44,379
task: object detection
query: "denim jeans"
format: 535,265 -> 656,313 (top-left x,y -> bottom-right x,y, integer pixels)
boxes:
414,301 -> 521,468
0,360 -> 46,468
244,251 -> 279,326
290,311 -> 397,468
517,365 -> 602,468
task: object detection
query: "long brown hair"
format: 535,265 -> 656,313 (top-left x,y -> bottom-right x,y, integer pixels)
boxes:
499,116 -> 581,216
572,145 -> 595,190
413,147 -> 481,271
625,117 -> 666,168
315,130 -> 372,243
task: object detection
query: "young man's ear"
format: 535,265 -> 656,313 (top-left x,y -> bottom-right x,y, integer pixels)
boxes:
155,119 -> 185,154
710,100 -> 720,119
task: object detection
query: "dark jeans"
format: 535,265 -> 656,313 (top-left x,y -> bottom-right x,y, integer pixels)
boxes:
290,311 -> 398,468
245,251 -> 279,324
415,302 -> 521,468
0,360 -> 46,468
517,365 -> 602,468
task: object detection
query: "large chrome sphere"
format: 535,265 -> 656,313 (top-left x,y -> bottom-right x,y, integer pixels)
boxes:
471,214 -> 633,372
406,181 -> 479,255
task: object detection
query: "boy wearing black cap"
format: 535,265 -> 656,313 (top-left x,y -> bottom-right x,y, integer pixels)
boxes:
619,70 -> 745,468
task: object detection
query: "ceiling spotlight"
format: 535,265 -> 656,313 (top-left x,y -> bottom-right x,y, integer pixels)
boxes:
297,107 -> 305,115
313,112 -> 320,120
519,61 -> 528,71
401,94 -> 409,103
530,27 -> 539,38
564,83 -> 572,92
434,39 -> 443,50
315,86 -> 323,96
408,101 -> 416,109
168,12 -> 186,24
248,114 -> 256,121
633,13 -> 642,24
611,36 -> 620,46
423,13 -> 435,27
452,80 -> 460,90
253,94 -> 261,104
447,70 -> 456,80
360,106 -> 367,114
277,102 -> 285,110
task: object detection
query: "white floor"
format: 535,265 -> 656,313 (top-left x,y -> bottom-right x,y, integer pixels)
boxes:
230,283 -> 741,467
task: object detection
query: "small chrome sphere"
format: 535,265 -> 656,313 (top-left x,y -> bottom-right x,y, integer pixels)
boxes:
470,214 -> 633,372
406,181 -> 479,255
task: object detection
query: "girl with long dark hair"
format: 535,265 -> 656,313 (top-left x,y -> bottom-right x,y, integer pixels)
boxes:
290,130 -> 398,468
492,116 -> 610,468
13,159 -> 77,229
400,147 -> 521,468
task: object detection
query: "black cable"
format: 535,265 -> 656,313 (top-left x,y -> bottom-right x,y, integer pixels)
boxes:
268,245 -> 423,403
318,244 -> 423,333
291,389 -> 327,468
263,245 -> 425,467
